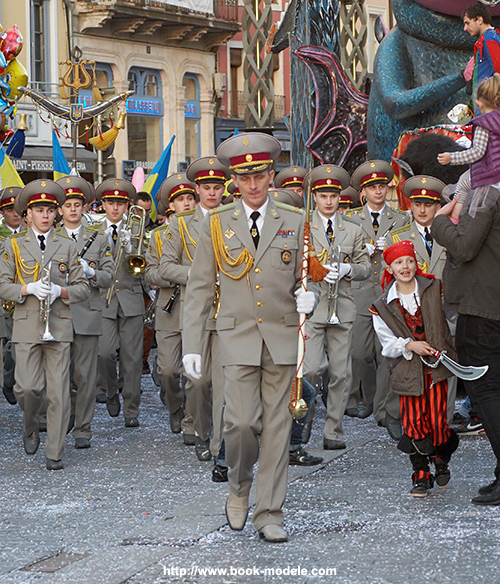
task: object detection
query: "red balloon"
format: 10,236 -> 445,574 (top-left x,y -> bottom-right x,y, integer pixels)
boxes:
0,25 -> 23,61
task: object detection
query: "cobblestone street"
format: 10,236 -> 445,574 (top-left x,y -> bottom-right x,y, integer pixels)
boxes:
1,358 -> 499,584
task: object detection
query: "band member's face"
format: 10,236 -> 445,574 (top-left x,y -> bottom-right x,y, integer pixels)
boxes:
102,200 -> 129,223
362,183 -> 388,210
411,201 -> 440,228
60,199 -> 84,225
463,15 -> 483,37
233,169 -> 274,210
290,185 -> 305,197
196,182 -> 225,210
1,207 -> 21,229
137,197 -> 152,213
169,193 -> 195,214
314,191 -> 340,218
28,205 -> 58,233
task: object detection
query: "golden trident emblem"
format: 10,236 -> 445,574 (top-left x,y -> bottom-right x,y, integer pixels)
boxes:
61,46 -> 92,91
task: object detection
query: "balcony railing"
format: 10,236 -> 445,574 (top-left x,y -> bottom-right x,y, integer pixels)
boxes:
220,91 -> 287,120
214,0 -> 238,21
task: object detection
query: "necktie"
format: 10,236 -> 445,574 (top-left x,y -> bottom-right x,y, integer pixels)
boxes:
250,211 -> 260,248
424,227 -> 433,257
71,232 -> 77,241
371,212 -> 379,234
38,234 -> 46,251
111,224 -> 118,245
326,218 -> 334,243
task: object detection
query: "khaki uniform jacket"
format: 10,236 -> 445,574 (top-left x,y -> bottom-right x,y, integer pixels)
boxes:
309,210 -> 371,324
182,199 -> 306,367
145,223 -> 181,332
389,221 -> 446,280
347,204 -> 409,315
0,228 -> 90,343
59,226 -> 114,336
96,222 -> 145,318
158,208 -> 206,331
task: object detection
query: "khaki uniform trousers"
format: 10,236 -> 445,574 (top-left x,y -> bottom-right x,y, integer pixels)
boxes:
223,343 -> 294,531
305,322 -> 353,441
72,334 -> 99,439
351,313 -> 400,421
156,329 -> 194,434
99,306 -> 143,419
14,342 -> 71,461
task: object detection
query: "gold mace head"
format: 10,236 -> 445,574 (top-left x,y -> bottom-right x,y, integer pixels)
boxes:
17,113 -> 28,131
289,398 -> 308,419
115,112 -> 126,130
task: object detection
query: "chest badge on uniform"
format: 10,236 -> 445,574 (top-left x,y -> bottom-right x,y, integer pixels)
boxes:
59,262 -> 68,273
224,228 -> 235,239
281,250 -> 292,264
3,251 -> 9,260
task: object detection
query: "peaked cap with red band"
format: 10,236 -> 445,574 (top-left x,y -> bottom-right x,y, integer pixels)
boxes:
403,175 -> 445,203
381,240 -> 435,290
56,175 -> 95,205
18,179 -> 66,212
0,186 -> 22,210
303,165 -> 350,194
186,156 -> 231,184
95,178 -> 136,203
351,160 -> 394,191
275,166 -> 307,189
158,172 -> 196,206
217,132 -> 281,175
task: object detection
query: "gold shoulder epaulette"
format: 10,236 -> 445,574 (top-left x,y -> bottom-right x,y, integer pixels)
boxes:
391,207 -> 408,215
275,201 -> 304,213
177,208 -> 196,218
0,235 -> 5,242
57,231 -> 74,242
342,215 -> 361,226
11,230 -> 26,239
209,202 -> 237,215
391,224 -> 411,236
347,206 -> 364,216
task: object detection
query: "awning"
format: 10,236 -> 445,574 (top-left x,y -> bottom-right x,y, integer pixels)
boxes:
10,146 -> 97,174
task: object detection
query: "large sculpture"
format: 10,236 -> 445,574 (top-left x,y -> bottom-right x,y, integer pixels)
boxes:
367,0 -> 500,161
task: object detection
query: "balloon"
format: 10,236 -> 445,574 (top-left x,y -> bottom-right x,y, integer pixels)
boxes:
0,25 -> 23,61
132,166 -> 145,192
0,52 -> 6,76
4,58 -> 28,100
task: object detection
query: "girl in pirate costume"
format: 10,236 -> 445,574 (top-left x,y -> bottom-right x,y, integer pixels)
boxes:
370,241 -> 459,497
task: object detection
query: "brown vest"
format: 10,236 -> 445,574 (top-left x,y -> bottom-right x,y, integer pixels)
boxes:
372,275 -> 456,396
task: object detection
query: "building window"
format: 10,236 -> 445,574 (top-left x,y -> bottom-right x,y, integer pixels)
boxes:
126,68 -> 163,170
183,74 -> 200,164
31,0 -> 50,85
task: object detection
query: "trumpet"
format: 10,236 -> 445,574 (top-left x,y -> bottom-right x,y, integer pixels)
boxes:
105,206 -> 148,307
40,262 -> 56,342
326,245 -> 342,326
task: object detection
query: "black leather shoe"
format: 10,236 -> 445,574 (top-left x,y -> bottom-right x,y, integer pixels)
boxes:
472,482 -> 500,505
289,447 -> 324,466
24,431 -> 40,455
75,437 -> 91,449
106,395 -> 120,417
2,386 -> 16,405
195,438 -> 212,461
183,433 -> 195,446
125,418 -> 139,428
96,393 -> 107,404
46,458 -> 64,471
169,408 -> 184,434
357,403 -> 374,419
323,438 -> 346,450
212,463 -> 228,483
478,479 -> 499,496
385,414 -> 403,441
345,407 -> 359,417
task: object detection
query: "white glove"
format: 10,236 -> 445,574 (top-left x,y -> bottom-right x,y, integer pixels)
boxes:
120,228 -> 133,253
148,289 -> 157,302
80,258 -> 95,278
26,280 -> 51,301
182,353 -> 202,380
295,288 -> 316,315
324,262 -> 352,284
49,283 -> 62,304
375,236 -> 386,252
365,242 -> 376,256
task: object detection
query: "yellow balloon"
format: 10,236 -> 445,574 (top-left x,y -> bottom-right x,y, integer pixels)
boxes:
5,58 -> 28,100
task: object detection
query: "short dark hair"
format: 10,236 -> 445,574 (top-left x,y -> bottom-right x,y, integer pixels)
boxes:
136,191 -> 152,203
463,3 -> 492,25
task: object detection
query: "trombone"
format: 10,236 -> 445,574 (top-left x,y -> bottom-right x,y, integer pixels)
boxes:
40,261 -> 56,341
326,245 -> 342,326
105,205 -> 148,307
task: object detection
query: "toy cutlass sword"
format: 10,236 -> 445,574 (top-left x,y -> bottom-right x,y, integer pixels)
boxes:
420,349 -> 488,381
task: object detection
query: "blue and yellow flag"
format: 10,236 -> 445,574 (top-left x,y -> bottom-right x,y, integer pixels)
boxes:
52,130 -> 71,180
143,135 -> 176,220
0,146 -> 24,189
